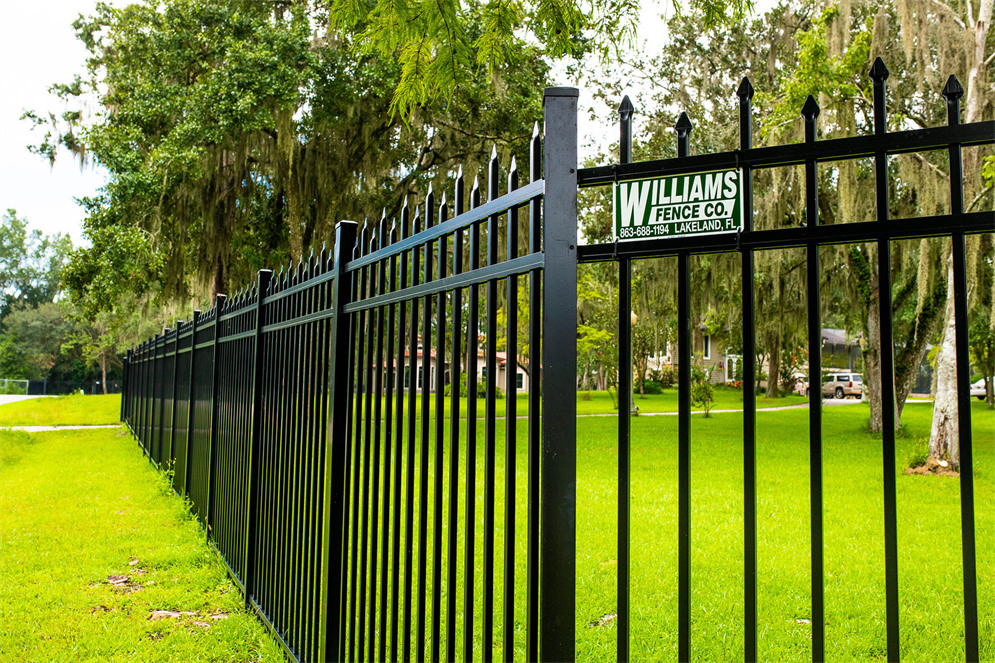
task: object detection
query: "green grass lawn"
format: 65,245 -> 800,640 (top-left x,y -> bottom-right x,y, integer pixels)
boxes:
574,400 -> 994,662
326,384 -> 809,422
576,385 -> 810,414
0,427 -> 283,663
344,397 -> 991,663
0,393 -> 123,426
2,392 -> 991,662
0,387 -> 795,430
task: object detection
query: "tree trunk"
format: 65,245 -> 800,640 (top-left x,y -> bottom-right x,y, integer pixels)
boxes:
929,255 -> 960,467
767,338 -> 782,398
864,277 -> 885,433
894,321 -> 934,422
927,0 -> 990,464
210,258 -> 226,306
101,353 -> 108,395
895,278 -> 946,421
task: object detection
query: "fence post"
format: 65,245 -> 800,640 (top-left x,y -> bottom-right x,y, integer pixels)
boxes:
184,311 -> 200,498
243,270 -> 272,608
169,324 -> 183,470
944,74 -> 979,663
153,333 -> 164,464
319,220 -> 358,663
141,342 -> 149,451
141,342 -> 149,452
206,295 -> 228,541
121,350 -> 130,424
540,86 -> 578,663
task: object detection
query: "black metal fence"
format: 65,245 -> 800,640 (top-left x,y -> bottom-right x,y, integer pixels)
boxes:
121,67 -> 993,663
123,89 -> 578,663
577,60 -> 991,663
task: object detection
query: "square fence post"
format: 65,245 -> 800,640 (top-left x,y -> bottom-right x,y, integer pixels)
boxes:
184,311 -> 200,498
540,86 -> 578,663
319,220 -> 358,663
154,333 -> 164,464
121,350 -> 130,424
244,270 -> 273,608
169,324 -> 183,472
206,295 -> 228,542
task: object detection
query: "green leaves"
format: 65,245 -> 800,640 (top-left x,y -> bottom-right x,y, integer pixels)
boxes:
760,5 -> 874,139
331,0 -> 752,117
61,224 -> 163,320
33,0 -> 550,319
0,210 -> 73,317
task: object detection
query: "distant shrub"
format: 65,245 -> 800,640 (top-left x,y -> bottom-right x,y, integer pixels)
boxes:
690,360 -> 714,417
445,374 -> 469,397
648,368 -> 676,389
642,381 -> 664,395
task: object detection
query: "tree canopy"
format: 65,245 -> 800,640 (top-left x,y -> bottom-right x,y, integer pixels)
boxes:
573,0 -> 993,456
325,0 -> 753,116
34,0 -> 550,315
0,209 -> 72,317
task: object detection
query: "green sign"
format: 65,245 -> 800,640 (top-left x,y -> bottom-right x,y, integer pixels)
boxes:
613,169 -> 743,241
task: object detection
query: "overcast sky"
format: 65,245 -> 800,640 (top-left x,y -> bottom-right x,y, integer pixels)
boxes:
0,0 -> 110,243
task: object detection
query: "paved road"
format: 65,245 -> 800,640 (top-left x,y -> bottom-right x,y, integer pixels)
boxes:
5,424 -> 121,432
0,395 -> 51,406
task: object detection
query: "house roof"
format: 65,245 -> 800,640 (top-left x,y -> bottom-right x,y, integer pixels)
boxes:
822,328 -> 859,346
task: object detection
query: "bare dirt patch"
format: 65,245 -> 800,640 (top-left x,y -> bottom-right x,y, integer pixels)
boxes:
904,457 -> 959,477
105,574 -> 143,593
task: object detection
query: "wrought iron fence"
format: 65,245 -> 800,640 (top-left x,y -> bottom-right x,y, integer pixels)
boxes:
576,60 -> 992,663
122,89 -> 579,663
120,66 -> 994,663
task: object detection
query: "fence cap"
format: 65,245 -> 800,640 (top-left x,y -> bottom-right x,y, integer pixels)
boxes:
544,86 -> 579,99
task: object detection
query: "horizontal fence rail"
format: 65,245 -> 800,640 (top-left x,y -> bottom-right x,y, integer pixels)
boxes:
121,89 -> 580,663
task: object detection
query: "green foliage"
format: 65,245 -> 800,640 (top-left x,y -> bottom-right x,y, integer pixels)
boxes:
906,437 -> 929,468
329,0 -> 753,116
0,377 -> 28,395
641,380 -> 664,395
648,367 -> 676,389
446,373 -> 469,397
440,372 -> 503,398
689,355 -> 714,416
760,4 -> 874,137
0,209 -> 72,316
0,336 -> 22,381
61,225 -> 162,319
982,155 -> 995,189
0,303 -> 71,381
37,0 -> 550,317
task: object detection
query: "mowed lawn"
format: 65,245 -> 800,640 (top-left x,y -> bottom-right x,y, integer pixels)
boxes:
574,400 -> 995,662
0,393 -> 122,426
1,393 -> 991,662
0,425 -> 283,662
